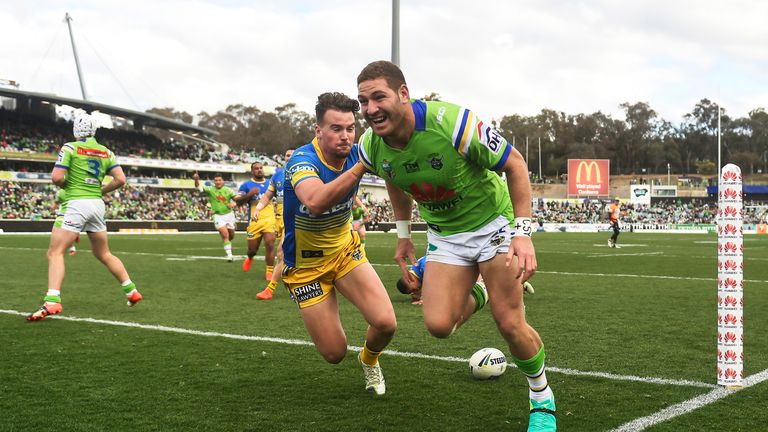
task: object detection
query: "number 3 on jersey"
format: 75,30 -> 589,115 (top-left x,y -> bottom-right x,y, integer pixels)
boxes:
87,158 -> 101,178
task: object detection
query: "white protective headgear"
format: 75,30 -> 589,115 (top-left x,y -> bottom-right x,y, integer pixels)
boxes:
73,113 -> 96,138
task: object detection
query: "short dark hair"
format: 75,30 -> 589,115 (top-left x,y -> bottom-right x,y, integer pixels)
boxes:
251,161 -> 263,169
357,60 -> 407,92
396,277 -> 411,295
213,173 -> 223,179
315,92 -> 359,124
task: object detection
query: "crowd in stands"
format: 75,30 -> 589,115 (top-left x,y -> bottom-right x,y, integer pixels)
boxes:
0,182 -> 245,221
534,199 -> 724,225
363,199 -> 423,224
4,180 -> 768,226
0,109 -> 289,166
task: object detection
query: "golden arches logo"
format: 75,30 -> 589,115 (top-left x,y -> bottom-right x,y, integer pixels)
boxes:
576,160 -> 601,183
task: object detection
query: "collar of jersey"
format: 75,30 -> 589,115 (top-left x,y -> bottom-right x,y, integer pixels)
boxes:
311,137 -> 344,172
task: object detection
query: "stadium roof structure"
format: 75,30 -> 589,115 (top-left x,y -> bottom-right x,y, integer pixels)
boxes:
0,87 -> 218,137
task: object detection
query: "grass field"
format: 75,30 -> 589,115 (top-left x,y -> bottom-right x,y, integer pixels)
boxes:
1,231 -> 766,431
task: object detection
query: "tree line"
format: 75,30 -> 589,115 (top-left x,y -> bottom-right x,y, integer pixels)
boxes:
147,98 -> 768,176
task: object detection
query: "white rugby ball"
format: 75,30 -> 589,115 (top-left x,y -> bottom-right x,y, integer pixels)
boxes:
469,347 -> 507,380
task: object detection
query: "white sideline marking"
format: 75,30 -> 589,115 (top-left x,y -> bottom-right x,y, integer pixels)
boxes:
3,246 -> 768,282
609,368 -> 768,432
536,270 -> 768,284
592,244 -> 649,247
0,309 -> 714,389
0,246 -> 255,262
165,255 -> 258,261
587,252 -> 664,258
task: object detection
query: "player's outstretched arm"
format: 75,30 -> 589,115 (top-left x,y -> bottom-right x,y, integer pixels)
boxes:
102,166 -> 127,195
51,167 -> 67,187
294,162 -> 367,216
355,195 -> 371,222
248,189 -> 275,221
499,147 -> 537,280
192,171 -> 203,192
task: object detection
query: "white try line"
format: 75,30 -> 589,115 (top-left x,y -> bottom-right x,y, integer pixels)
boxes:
0,309 -> 715,389
609,368 -> 768,432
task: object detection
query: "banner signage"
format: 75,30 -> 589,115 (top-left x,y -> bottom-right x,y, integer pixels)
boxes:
568,159 -> 610,196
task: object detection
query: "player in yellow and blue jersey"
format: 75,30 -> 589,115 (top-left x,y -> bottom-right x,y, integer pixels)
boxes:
282,92 -> 395,396
235,161 -> 276,279
253,147 -> 295,300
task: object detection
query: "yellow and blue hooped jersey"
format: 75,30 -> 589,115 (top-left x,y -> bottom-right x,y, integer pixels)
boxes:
283,139 -> 360,269
409,256 -> 427,280
238,179 -> 274,223
269,167 -> 286,215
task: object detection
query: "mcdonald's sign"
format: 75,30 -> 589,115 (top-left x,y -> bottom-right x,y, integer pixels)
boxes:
567,159 -> 610,196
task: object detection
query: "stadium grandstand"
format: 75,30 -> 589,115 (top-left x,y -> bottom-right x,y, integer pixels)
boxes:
2,75 -> 768,234
0,99 -> 395,230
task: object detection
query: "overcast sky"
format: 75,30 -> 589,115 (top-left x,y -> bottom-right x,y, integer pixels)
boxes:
4,0 -> 767,125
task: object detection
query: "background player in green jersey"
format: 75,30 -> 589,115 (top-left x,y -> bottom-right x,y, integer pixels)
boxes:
351,195 -> 370,247
357,61 -> 556,431
27,113 -> 142,321
193,172 -> 237,261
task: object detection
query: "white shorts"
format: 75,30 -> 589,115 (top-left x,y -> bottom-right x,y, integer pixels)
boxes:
56,199 -> 106,233
213,212 -> 236,230
426,215 -> 511,266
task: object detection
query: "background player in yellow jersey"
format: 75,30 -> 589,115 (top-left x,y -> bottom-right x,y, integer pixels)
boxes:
253,147 -> 295,300
27,113 -> 142,320
235,161 -> 276,279
281,92 -> 396,396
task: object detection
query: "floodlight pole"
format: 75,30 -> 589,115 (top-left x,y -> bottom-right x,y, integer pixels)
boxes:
538,136 -> 542,181
525,136 -> 529,173
65,12 -> 89,101
391,0 -> 400,66
717,104 -> 722,180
